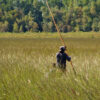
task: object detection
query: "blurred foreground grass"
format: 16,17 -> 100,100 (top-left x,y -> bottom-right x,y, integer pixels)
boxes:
0,33 -> 100,100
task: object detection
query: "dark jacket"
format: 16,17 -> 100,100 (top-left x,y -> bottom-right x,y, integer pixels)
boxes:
56,51 -> 71,69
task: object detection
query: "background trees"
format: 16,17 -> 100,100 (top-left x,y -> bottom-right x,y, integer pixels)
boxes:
0,0 -> 100,33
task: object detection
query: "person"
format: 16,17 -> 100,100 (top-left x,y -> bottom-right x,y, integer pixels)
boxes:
56,46 -> 71,70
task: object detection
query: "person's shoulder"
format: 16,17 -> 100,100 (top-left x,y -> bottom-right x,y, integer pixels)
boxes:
56,52 -> 60,55
63,52 -> 67,55
64,53 -> 70,57
56,52 -> 60,56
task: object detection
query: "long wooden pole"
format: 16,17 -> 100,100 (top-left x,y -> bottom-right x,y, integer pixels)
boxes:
46,1 -> 65,46
46,0 -> 76,75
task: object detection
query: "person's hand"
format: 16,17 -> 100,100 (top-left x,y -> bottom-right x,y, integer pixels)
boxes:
64,46 -> 67,50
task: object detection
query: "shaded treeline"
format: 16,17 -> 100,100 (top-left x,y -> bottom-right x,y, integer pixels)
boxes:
0,0 -> 100,33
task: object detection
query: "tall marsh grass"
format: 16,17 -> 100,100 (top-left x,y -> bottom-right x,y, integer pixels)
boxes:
0,35 -> 100,100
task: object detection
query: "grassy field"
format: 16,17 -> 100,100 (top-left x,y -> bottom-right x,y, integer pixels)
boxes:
0,32 -> 100,100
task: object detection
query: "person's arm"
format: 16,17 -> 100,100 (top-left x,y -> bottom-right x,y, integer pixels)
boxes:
66,54 -> 71,62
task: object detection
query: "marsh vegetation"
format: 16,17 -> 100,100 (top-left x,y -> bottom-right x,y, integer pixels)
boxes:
0,33 -> 100,100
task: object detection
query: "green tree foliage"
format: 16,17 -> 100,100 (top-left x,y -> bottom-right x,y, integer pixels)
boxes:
90,1 -> 96,17
0,0 -> 100,33
92,18 -> 99,31
13,22 -> 19,33
0,21 -> 9,32
19,25 -> 23,33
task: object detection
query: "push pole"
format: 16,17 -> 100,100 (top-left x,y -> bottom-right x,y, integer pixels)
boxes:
46,0 -> 76,75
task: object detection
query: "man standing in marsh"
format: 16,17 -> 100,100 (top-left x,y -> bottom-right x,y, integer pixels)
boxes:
56,46 -> 71,70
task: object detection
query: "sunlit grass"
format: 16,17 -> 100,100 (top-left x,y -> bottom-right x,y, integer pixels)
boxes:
0,33 -> 100,100
0,32 -> 100,39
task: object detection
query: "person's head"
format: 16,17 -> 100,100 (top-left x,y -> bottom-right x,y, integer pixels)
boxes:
59,46 -> 66,52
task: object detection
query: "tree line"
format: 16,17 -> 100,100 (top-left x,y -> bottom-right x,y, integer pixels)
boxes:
0,0 -> 100,33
